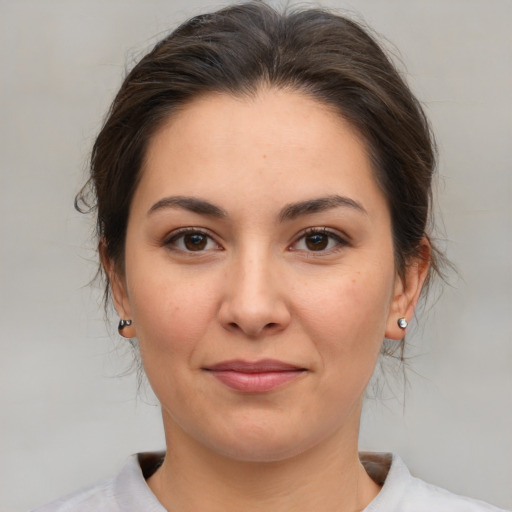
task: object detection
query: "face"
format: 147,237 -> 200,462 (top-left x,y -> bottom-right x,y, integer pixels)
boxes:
109,89 -> 425,462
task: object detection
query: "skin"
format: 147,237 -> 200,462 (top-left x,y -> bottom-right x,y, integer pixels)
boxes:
106,88 -> 429,512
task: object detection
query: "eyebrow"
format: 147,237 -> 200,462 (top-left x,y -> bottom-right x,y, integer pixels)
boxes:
278,195 -> 367,222
148,196 -> 227,218
148,194 -> 366,221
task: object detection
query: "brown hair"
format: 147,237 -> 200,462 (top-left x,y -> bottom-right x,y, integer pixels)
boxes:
78,1 -> 444,341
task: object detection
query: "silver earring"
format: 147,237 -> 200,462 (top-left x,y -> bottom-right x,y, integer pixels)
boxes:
118,319 -> 132,333
397,317 -> 408,329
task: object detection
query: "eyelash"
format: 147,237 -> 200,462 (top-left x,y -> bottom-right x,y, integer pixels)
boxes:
291,228 -> 349,254
163,227 -> 349,255
164,228 -> 221,253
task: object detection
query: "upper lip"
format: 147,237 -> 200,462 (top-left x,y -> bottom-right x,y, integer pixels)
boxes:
204,359 -> 305,373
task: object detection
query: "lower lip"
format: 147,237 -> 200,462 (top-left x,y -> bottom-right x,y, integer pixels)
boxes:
207,370 -> 304,393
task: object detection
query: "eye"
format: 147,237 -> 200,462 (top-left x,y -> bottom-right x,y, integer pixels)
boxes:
291,228 -> 347,252
165,229 -> 221,252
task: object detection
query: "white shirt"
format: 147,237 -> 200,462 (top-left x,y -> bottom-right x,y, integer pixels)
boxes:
32,451 -> 509,511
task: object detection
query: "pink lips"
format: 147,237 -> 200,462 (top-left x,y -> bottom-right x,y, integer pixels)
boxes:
204,359 -> 306,393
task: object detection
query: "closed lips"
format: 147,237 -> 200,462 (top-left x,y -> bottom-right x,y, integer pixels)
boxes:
204,359 -> 306,372
204,360 -> 307,392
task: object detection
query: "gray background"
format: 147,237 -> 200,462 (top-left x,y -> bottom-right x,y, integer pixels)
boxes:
1,1 -> 511,510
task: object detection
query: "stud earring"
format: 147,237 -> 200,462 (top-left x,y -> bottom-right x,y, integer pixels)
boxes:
118,319 -> 133,336
397,317 -> 408,329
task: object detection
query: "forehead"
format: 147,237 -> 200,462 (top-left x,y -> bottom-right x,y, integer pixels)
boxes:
137,88 -> 387,219
146,88 -> 365,164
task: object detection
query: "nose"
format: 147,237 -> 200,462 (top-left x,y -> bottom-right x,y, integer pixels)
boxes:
217,249 -> 291,338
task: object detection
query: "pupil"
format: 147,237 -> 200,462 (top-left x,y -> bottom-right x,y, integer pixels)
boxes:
306,234 -> 328,251
185,234 -> 207,251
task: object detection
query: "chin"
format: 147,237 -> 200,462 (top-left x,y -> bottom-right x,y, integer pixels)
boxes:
200,418 -> 334,464
214,438 -> 312,463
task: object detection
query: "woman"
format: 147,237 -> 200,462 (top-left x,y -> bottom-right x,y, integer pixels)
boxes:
33,2 -> 508,511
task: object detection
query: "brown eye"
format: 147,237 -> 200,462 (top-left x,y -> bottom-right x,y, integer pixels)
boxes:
184,233 -> 208,251
291,228 -> 347,253
166,229 -> 220,252
305,233 -> 329,251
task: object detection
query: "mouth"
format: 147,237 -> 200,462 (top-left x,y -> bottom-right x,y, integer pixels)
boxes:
203,359 -> 307,393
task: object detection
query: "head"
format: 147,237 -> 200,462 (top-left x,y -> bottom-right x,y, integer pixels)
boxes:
78,2 -> 441,460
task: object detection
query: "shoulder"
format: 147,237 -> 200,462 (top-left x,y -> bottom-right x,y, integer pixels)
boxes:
30,478 -> 116,512
361,452 -> 509,512
30,452 -> 166,512
401,473 -> 508,512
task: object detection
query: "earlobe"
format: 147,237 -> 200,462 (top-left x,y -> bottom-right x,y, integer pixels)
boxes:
99,239 -> 135,337
385,238 -> 431,340
117,319 -> 136,338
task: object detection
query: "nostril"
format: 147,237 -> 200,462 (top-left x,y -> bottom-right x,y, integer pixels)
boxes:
225,321 -> 280,336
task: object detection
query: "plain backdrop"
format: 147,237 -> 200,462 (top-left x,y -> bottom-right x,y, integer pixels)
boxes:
1,1 -> 511,510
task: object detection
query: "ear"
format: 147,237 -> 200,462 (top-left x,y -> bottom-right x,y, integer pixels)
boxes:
385,238 -> 431,340
99,239 -> 136,338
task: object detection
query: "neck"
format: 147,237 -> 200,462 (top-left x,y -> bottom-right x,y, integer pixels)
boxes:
148,406 -> 381,512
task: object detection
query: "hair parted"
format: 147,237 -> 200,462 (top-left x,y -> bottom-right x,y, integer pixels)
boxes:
77,1 -> 446,357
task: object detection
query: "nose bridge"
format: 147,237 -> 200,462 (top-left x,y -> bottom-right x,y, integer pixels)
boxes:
238,242 -> 272,294
219,240 -> 290,337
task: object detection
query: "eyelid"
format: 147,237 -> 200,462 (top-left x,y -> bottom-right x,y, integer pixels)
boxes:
163,227 -> 223,252
289,227 -> 350,253
162,226 -> 349,254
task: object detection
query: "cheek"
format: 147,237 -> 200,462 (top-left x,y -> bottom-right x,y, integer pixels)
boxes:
295,273 -> 393,420
293,262 -> 394,364
126,265 -> 221,359
126,268 -> 224,409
